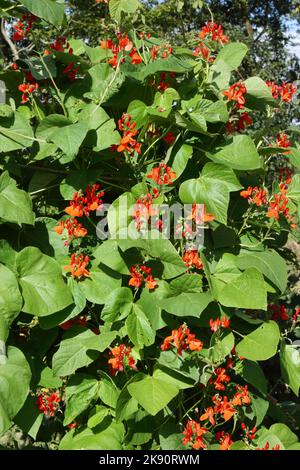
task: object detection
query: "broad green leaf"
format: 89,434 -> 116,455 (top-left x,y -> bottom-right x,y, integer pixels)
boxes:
159,292 -> 212,317
98,371 -> 120,409
209,331 -> 235,363
289,144 -> 300,169
126,304 -> 155,348
87,406 -> 109,429
36,114 -> 88,158
78,104 -> 120,151
21,0 -> 66,26
159,419 -> 186,450
179,162 -> 242,224
60,169 -> 104,200
109,0 -> 141,22
0,346 -> 31,436
93,240 -> 130,275
84,63 -> 124,104
215,267 -> 267,310
127,373 -> 179,416
80,331 -> 117,353
126,409 -> 154,445
127,100 -> 148,129
168,144 -> 193,180
102,287 -> 133,322
169,273 -> 203,293
250,394 -> 269,427
153,366 -> 195,390
108,192 -> 136,239
0,171 -> 34,225
207,135 -> 261,170
213,42 -> 248,73
16,247 -> 72,316
64,374 -> 100,425
14,395 -> 43,440
59,421 -> 124,450
236,360 -> 268,395
115,385 -> 139,422
236,249 -> 288,293
269,423 -> 298,448
81,270 -> 121,305
52,327 -> 99,377
0,111 -> 34,152
287,174 -> 300,202
280,342 -> 300,396
245,76 -> 276,109
0,264 -> 22,335
148,88 -> 180,119
236,321 -> 280,361
38,366 -> 62,388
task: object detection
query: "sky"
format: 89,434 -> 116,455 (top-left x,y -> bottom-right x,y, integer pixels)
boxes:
287,20 -> 300,58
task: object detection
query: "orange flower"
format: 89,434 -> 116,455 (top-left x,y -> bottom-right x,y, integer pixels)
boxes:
129,264 -> 158,291
182,250 -> 203,270
65,183 -> 104,218
223,82 -> 247,109
117,114 -> 141,155
200,407 -> 215,426
240,186 -> 267,206
182,420 -> 208,450
232,385 -> 251,406
54,218 -> 87,241
129,49 -> 143,65
216,431 -> 233,450
209,317 -> 230,332
212,367 -> 231,391
199,22 -> 229,44
147,163 -> 176,185
161,324 -> 203,355
213,395 -> 236,421
108,344 -> 137,376
64,253 -> 90,279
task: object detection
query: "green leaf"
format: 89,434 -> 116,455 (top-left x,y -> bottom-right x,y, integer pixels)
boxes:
87,406 -> 109,429
289,144 -> 300,169
78,104 -> 120,151
280,342 -> 300,396
269,423 -> 298,448
98,371 -> 120,409
16,247 -> 73,316
245,76 -> 276,110
59,421 -> 124,450
168,144 -> 193,180
148,88 -> 180,119
213,42 -> 248,73
215,267 -> 267,310
127,100 -> 148,129
108,192 -> 136,239
169,273 -> 203,293
36,115 -> 88,158
236,321 -> 280,361
60,169 -> 104,200
0,346 -> 31,436
93,240 -> 130,275
81,270 -> 121,305
159,419 -> 186,450
0,171 -> 35,225
21,0 -> 66,26
80,331 -> 117,353
13,395 -> 43,440
287,174 -> 300,202
38,366 -> 62,388
0,264 -> 22,335
209,331 -> 235,363
207,135 -> 261,170
109,0 -> 141,22
52,328 -> 100,377
115,385 -> 139,422
179,162 -> 242,224
0,111 -> 34,152
126,304 -> 155,348
250,394 -> 269,427
64,374 -> 100,425
236,360 -> 268,395
159,292 -> 212,317
84,64 -> 124,104
236,249 -> 288,293
127,373 -> 179,416
102,287 -> 133,322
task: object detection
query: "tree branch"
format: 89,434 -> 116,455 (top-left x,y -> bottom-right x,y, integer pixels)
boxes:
1,18 -> 19,62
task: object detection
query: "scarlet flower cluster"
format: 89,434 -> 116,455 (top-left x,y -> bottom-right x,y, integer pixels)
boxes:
268,304 -> 289,321
256,442 -> 281,451
117,114 -> 141,155
163,131 -> 177,145
147,163 -> 176,185
276,132 -> 291,154
199,22 -> 229,44
132,190 -> 160,232
240,186 -> 267,207
210,317 -> 231,332
223,82 -> 247,109
65,184 -> 104,217
47,37 -> 79,81
182,250 -> 203,271
64,253 -> 90,279
151,44 -> 173,61
54,218 -> 87,243
193,43 -> 214,63
293,307 -> 300,322
226,112 -> 253,134
266,81 -> 297,102
36,390 -> 60,417
108,344 -> 137,376
161,324 -> 203,355
18,71 -> 39,104
101,33 -> 142,68
59,315 -> 87,330
152,72 -> 177,92
129,264 -> 158,290
12,14 -> 36,42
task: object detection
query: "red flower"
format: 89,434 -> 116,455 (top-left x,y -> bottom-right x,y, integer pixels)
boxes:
108,344 -> 137,376
240,186 -> 267,207
36,390 -> 60,417
216,431 -> 233,451
209,317 -> 230,332
163,131 -> 177,145
199,22 -> 229,44
161,324 -> 203,355
129,264 -> 158,290
12,14 -> 36,42
65,183 -> 104,218
223,82 -> 247,109
213,395 -> 236,421
182,420 -> 208,450
147,163 -> 176,185
54,218 -> 87,242
293,307 -> 300,322
268,304 -> 289,321
59,316 -> 87,330
182,250 -> 203,270
200,407 -> 215,426
64,253 -> 90,279
278,82 -> 297,102
129,48 -> 143,65
212,367 -> 231,391
276,132 -> 291,154
232,385 -> 251,406
117,114 -> 141,155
